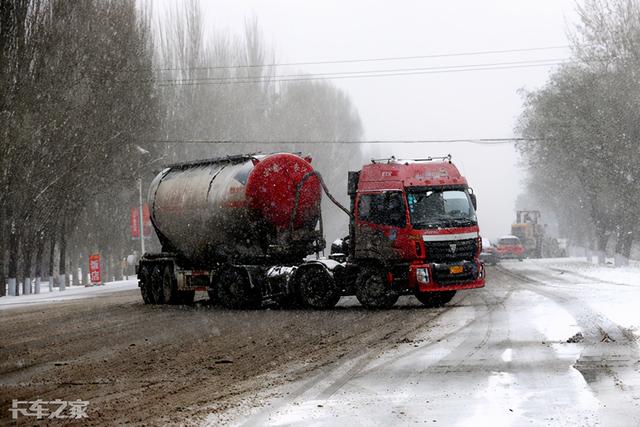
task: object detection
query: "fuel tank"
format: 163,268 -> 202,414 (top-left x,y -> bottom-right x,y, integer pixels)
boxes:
148,153 -> 322,265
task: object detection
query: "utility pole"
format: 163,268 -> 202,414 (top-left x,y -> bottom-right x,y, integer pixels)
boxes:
138,177 -> 146,255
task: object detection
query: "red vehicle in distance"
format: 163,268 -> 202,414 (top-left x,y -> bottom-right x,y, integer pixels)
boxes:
496,235 -> 525,261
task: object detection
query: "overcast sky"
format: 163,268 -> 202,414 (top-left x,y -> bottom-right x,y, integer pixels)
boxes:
193,0 -> 579,239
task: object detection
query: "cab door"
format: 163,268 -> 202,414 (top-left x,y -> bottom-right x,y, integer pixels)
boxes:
354,191 -> 410,261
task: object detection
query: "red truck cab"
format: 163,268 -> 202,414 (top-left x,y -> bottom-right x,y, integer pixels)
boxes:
334,155 -> 485,308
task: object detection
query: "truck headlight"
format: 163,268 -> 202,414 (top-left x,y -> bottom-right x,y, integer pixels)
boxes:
416,268 -> 429,284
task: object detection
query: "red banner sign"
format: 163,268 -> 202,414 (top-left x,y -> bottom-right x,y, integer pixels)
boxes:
89,254 -> 101,284
130,204 -> 151,239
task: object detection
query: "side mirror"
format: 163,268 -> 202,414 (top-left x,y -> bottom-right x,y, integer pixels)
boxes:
469,193 -> 477,210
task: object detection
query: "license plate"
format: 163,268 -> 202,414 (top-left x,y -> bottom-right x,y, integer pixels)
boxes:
449,265 -> 464,274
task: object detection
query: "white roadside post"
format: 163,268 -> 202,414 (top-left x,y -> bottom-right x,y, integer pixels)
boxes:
23,277 -> 31,295
8,278 -> 16,296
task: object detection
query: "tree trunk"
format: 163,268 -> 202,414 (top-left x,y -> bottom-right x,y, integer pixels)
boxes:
621,231 -> 634,261
21,237 -> 33,295
81,248 -> 88,286
595,224 -> 609,265
103,252 -> 109,285
8,226 -> 20,296
71,247 -> 79,287
0,247 -> 5,297
0,205 -> 6,297
59,220 -> 67,291
48,234 -> 55,291
615,230 -> 625,255
34,235 -> 44,293
116,250 -> 123,281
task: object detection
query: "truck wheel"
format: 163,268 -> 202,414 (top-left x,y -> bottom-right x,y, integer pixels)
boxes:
161,265 -> 178,304
297,267 -> 340,309
218,268 -> 261,309
160,265 -> 193,305
139,266 -> 154,304
355,268 -> 399,309
150,265 -> 163,304
415,290 -> 456,308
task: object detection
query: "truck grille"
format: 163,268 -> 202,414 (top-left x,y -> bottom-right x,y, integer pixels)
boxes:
425,238 -> 477,263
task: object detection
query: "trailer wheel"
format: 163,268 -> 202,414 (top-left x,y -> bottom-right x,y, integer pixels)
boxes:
297,267 -> 340,309
150,265 -> 163,304
162,265 -> 194,305
355,268 -> 399,309
139,265 -> 154,304
159,265 -> 177,304
218,267 -> 261,309
415,290 -> 456,308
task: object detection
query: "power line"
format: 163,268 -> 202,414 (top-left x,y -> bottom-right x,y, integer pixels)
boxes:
144,138 -> 539,145
155,45 -> 571,72
158,58 -> 569,84
157,61 -> 570,86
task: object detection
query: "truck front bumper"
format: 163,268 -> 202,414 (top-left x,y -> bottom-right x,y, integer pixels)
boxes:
410,260 -> 485,292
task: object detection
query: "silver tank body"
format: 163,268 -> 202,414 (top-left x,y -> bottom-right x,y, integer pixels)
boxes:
148,159 -> 262,265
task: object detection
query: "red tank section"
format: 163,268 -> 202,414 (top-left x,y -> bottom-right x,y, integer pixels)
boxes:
245,153 -> 321,230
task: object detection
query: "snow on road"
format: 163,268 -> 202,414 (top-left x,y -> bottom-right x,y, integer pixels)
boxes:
0,278 -> 138,310
506,258 -> 640,339
217,259 -> 640,426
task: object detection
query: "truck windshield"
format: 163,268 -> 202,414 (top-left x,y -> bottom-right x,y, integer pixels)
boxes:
407,189 -> 477,229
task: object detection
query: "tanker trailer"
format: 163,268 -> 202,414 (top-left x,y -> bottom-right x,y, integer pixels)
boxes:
136,153 -> 342,309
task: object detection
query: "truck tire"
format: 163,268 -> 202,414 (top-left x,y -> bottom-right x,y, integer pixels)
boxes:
161,265 -> 177,304
160,265 -> 194,305
139,265 -> 154,304
150,265 -> 163,304
218,267 -> 261,309
355,267 -> 399,309
415,290 -> 456,308
297,267 -> 340,309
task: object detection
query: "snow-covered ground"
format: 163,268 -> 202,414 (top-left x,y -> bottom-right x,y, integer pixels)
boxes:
0,278 -> 139,310
505,257 -> 640,339
216,258 -> 640,426
511,256 -> 640,286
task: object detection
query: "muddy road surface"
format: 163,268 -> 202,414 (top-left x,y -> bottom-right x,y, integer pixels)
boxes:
1,283 -> 448,425
3,263 -> 640,425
